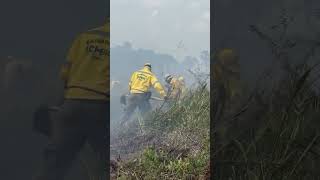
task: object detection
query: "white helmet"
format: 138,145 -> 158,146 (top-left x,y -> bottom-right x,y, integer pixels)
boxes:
165,74 -> 173,83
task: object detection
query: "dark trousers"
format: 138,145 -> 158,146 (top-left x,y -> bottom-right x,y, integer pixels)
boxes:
33,99 -> 109,180
121,93 -> 151,123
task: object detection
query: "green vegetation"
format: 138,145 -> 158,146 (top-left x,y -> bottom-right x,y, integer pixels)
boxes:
112,83 -> 210,180
115,146 -> 209,180
214,14 -> 320,179
214,62 -> 320,179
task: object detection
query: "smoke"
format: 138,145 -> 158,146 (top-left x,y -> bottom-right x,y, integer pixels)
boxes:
110,43 -> 210,139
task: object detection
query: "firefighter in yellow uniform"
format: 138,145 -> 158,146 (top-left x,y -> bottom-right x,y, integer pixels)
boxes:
164,74 -> 184,100
212,48 -> 243,123
213,48 -> 242,104
120,63 -> 167,125
33,20 -> 109,180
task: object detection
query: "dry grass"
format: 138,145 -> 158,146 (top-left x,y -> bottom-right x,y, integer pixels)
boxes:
213,11 -> 320,179
111,80 -> 210,179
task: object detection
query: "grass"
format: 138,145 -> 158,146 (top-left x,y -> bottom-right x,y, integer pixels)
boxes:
213,13 -> 320,179
112,81 -> 210,179
213,62 -> 320,179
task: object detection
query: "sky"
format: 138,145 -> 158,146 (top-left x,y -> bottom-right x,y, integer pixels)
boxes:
110,0 -> 210,61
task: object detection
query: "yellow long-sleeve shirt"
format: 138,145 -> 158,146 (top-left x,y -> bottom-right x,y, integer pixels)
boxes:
168,77 -> 184,99
129,67 -> 166,97
60,23 -> 110,101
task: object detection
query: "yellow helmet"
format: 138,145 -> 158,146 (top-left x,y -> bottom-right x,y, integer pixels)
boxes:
178,76 -> 184,82
217,49 -> 237,63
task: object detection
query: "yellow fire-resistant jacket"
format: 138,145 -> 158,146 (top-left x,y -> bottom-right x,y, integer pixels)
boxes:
129,67 -> 166,97
60,23 -> 109,101
212,60 -> 242,102
168,77 -> 184,99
